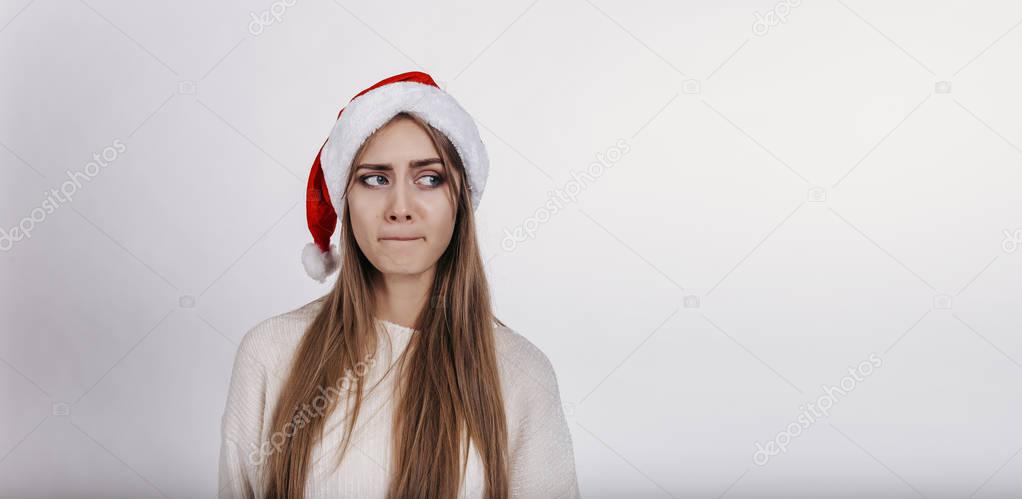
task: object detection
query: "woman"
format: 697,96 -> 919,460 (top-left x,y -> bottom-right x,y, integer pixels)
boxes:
217,71 -> 580,499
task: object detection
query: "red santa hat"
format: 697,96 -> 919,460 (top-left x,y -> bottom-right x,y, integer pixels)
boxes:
303,71 -> 489,282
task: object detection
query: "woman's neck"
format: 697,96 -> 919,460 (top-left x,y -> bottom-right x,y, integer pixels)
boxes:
374,268 -> 434,328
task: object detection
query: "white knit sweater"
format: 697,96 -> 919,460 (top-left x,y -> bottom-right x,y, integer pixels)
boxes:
217,298 -> 581,498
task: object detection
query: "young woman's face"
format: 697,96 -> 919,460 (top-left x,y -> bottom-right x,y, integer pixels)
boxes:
346,117 -> 459,278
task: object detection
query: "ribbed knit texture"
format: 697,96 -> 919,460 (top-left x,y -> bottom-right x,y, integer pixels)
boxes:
217,298 -> 581,498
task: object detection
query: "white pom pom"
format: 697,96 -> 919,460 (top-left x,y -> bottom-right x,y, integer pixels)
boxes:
302,242 -> 340,283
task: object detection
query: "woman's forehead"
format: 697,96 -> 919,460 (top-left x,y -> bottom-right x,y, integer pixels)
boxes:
360,118 -> 439,161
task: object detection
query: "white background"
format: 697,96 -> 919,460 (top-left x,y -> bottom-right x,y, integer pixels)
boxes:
2,0 -> 1022,497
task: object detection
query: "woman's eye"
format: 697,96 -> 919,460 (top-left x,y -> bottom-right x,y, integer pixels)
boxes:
418,174 -> 444,187
361,174 -> 388,187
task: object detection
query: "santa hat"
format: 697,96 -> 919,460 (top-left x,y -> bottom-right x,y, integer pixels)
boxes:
303,71 -> 489,282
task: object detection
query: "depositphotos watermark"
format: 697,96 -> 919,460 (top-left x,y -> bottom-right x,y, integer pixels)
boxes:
1002,228 -> 1022,254
247,0 -> 299,36
752,0 -> 801,37
752,352 -> 883,466
0,139 -> 126,252
501,138 -> 631,252
247,353 -> 376,466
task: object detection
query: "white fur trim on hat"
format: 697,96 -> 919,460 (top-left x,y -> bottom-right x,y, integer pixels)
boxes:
302,242 -> 340,283
320,81 -> 489,214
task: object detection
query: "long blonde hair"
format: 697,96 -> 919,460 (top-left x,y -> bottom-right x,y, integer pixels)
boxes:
261,112 -> 509,498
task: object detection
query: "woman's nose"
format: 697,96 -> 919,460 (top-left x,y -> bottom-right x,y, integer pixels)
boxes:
386,181 -> 413,222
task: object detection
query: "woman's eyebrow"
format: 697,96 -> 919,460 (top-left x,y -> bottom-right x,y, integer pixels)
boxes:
355,158 -> 443,171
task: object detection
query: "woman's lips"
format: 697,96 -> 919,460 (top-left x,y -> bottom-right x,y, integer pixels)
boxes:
379,237 -> 423,241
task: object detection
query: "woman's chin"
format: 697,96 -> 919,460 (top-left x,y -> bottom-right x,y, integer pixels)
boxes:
374,261 -> 431,277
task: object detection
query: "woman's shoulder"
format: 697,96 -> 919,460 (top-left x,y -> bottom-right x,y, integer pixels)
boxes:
491,323 -> 562,397
234,297 -> 324,374
220,299 -> 325,444
491,324 -> 580,498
